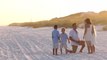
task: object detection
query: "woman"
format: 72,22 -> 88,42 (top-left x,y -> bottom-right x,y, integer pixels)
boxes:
83,18 -> 96,54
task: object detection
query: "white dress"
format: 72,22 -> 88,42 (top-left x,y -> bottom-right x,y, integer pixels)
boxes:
84,25 -> 95,45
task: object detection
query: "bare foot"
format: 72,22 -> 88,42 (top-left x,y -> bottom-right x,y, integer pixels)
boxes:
88,52 -> 93,54
79,51 -> 82,53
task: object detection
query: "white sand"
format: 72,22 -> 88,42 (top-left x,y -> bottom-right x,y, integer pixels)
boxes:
0,26 -> 107,60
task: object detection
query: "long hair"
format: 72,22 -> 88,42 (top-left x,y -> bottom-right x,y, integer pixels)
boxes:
85,18 -> 92,24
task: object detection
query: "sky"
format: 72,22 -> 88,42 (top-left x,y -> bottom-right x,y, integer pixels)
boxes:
0,0 -> 107,26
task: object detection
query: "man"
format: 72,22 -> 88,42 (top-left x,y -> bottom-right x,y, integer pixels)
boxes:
69,23 -> 85,53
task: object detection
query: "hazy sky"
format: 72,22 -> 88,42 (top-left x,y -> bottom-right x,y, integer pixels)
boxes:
0,0 -> 107,26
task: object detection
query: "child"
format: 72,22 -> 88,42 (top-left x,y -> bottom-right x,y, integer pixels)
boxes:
52,25 -> 60,55
60,28 -> 68,54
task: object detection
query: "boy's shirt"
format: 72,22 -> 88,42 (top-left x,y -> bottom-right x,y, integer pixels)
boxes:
60,33 -> 68,44
52,29 -> 60,44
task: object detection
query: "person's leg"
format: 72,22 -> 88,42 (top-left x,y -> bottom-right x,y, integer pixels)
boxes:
91,45 -> 95,53
72,45 -> 78,53
64,44 -> 67,54
55,48 -> 58,55
60,48 -> 62,54
53,44 -> 55,55
91,39 -> 95,53
89,42 -> 94,54
86,41 -> 91,54
91,46 -> 93,53
93,45 -> 95,52
53,48 -> 55,55
60,43 -> 63,54
88,46 -> 91,54
56,43 -> 59,55
65,49 -> 68,54
54,43 -> 58,55
89,42 -> 92,54
78,41 -> 85,52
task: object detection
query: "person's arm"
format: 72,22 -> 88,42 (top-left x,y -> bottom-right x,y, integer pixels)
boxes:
83,24 -> 87,39
58,31 -> 60,40
69,31 -> 77,43
66,34 -> 70,43
52,32 -> 54,39
92,25 -> 95,35
69,36 -> 78,43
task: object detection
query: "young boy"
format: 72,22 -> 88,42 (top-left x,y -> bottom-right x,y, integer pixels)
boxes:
52,25 -> 60,55
60,28 -> 68,54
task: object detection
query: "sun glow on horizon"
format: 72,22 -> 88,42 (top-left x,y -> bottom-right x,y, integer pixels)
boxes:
0,0 -> 107,26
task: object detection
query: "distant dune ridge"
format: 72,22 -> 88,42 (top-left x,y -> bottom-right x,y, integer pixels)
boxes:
9,11 -> 107,30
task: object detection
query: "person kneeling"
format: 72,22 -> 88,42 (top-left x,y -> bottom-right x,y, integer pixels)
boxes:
69,23 -> 85,53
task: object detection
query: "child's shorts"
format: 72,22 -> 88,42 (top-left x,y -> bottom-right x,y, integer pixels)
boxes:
53,43 -> 58,49
60,43 -> 67,49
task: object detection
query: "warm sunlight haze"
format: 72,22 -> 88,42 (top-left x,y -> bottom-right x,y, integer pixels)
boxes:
1,0 -> 107,60
0,0 -> 107,26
